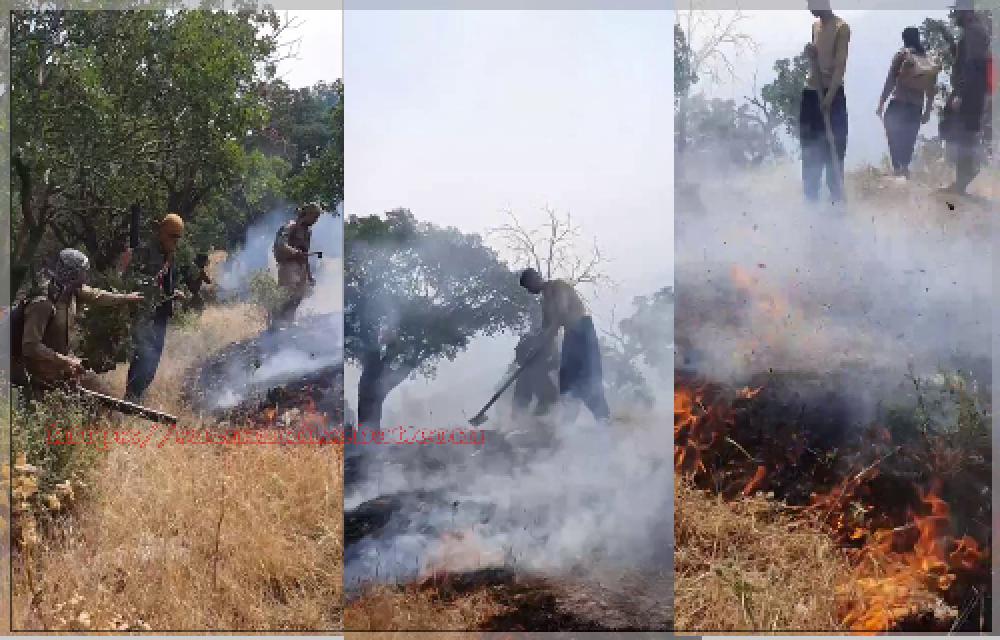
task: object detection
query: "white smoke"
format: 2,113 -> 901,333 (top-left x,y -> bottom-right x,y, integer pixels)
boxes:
216,202 -> 344,305
198,202 -> 344,413
676,164 -> 992,417
343,249 -> 673,592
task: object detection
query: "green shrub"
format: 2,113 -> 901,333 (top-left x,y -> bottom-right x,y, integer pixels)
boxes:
11,388 -> 107,499
76,268 -> 135,374
247,268 -> 291,323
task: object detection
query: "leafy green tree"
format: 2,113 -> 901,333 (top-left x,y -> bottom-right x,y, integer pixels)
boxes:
674,10 -> 756,189
750,53 -> 811,139
601,286 -> 673,405
345,209 -> 533,428
283,81 -> 344,210
11,9 -> 283,294
681,94 -> 785,167
616,286 -> 674,374
675,23 -> 698,104
921,17 -> 957,80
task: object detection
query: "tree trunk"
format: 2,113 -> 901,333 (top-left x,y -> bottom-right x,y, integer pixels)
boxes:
356,348 -> 414,430
12,218 -> 49,298
676,93 -> 689,177
357,346 -> 388,429
357,366 -> 386,430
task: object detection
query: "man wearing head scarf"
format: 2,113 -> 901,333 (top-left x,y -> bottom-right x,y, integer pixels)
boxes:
13,248 -> 143,394
519,268 -> 611,425
123,213 -> 189,402
272,202 -> 322,326
942,4 -> 991,194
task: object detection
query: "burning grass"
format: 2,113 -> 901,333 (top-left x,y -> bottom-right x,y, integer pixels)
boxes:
673,372 -> 992,633
103,302 -> 268,420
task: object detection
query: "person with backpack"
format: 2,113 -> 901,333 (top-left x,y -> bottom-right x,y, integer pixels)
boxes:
272,202 -> 322,326
11,248 -> 143,394
801,4 -> 851,204
877,27 -> 940,179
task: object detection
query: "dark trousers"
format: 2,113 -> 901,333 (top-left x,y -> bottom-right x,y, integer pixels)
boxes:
950,127 -> 984,193
884,99 -> 922,176
800,87 -> 848,202
273,290 -> 305,327
126,318 -> 168,402
559,316 -> 611,423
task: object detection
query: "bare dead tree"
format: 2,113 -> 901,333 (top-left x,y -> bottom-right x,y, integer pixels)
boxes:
676,4 -> 758,188
677,4 -> 758,86
489,206 -> 609,299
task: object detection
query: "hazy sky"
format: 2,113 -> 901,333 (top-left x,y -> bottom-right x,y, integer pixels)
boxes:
345,9 -> 673,322
274,10 -> 343,88
688,9 -> 952,169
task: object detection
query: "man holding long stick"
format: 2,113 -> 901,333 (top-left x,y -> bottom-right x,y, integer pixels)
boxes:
801,4 -> 851,204
519,268 -> 610,425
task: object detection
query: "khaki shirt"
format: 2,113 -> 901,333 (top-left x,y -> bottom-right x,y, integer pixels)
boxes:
274,220 -> 312,288
21,286 -> 132,383
806,17 -> 850,94
541,280 -> 587,332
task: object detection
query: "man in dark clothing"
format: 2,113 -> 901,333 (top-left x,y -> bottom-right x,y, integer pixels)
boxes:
800,7 -> 851,203
184,253 -> 212,313
519,268 -> 610,424
943,7 -> 991,195
123,213 -> 189,402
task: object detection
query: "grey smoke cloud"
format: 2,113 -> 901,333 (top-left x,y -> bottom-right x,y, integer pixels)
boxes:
675,166 -> 991,420
343,237 -> 673,594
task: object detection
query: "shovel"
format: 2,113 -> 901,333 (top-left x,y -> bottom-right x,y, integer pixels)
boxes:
468,343 -> 547,426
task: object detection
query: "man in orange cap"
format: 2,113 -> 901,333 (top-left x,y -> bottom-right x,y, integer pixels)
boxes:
123,212 -> 189,402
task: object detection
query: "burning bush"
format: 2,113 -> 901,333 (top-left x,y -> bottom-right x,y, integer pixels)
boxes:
673,370 -> 992,633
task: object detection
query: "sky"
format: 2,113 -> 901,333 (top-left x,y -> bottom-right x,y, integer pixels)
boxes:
345,9 -> 673,324
273,10 -> 343,87
686,9 -> 953,169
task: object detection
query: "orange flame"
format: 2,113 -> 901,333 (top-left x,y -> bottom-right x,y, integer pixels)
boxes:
838,483 -> 989,632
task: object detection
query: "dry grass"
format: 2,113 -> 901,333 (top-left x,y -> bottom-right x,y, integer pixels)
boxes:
674,479 -> 849,633
13,440 -> 342,631
11,303 -> 343,631
344,584 -> 507,635
103,302 -> 267,420
1,398 -> 10,635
